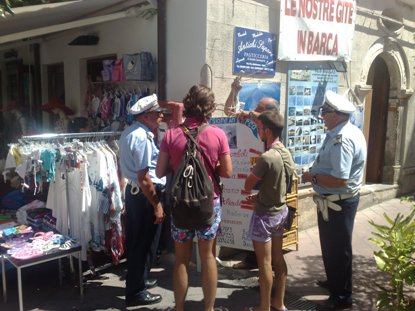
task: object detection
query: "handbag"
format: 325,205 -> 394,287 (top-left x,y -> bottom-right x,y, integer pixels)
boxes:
284,205 -> 297,230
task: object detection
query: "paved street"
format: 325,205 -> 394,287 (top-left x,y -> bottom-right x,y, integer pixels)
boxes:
0,197 -> 413,311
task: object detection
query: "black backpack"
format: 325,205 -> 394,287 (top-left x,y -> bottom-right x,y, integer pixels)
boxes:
167,124 -> 221,230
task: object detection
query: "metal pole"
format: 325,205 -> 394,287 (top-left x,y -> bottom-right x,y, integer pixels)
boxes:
1,256 -> 6,302
17,268 -> 23,311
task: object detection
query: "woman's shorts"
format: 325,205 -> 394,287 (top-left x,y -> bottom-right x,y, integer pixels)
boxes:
248,205 -> 288,242
171,197 -> 221,242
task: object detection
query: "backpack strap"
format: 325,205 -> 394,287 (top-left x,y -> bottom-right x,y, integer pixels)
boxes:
271,143 -> 293,194
179,124 -> 223,197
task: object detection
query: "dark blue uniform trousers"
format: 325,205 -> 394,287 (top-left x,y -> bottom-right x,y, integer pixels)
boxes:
125,184 -> 162,298
317,194 -> 360,298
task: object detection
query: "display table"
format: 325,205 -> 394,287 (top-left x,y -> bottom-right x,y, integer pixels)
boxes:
1,244 -> 83,311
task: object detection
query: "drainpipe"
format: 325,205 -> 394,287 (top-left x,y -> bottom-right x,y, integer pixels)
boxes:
157,0 -> 167,101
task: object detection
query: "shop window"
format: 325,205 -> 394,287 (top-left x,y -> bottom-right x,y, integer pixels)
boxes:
0,71 -> 5,158
87,55 -> 117,83
1,61 -> 37,152
6,60 -> 24,104
46,63 -> 65,132
47,63 -> 65,100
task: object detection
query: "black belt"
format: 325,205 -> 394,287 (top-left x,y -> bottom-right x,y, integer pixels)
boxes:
126,183 -> 165,195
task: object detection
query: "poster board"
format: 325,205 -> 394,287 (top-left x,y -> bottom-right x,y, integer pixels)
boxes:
212,117 -> 299,251
211,117 -> 263,250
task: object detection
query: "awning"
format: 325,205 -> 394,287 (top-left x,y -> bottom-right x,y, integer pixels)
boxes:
0,0 -> 154,46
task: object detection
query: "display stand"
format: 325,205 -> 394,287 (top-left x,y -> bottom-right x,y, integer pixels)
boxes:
282,177 -> 299,250
0,131 -> 124,310
1,244 -> 82,311
20,132 -> 122,229
19,131 -> 122,273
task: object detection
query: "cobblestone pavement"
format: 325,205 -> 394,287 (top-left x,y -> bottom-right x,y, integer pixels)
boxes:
0,197 -> 413,311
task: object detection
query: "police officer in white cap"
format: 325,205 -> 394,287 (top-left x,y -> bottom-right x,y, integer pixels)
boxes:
302,90 -> 367,310
119,94 -> 166,306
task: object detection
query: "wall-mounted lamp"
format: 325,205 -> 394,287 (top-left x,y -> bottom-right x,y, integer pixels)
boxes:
68,35 -> 99,46
330,60 -> 347,72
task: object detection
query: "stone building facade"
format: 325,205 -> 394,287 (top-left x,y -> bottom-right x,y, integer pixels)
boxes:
0,0 -> 414,229
186,0 -> 415,228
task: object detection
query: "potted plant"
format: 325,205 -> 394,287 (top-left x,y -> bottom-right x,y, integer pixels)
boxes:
369,197 -> 415,311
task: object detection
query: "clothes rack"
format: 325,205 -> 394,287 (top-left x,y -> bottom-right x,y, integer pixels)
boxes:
14,131 -> 124,269
20,131 -> 122,142
20,131 -> 121,236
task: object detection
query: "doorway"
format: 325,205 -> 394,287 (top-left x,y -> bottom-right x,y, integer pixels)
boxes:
46,63 -> 65,132
365,56 -> 390,183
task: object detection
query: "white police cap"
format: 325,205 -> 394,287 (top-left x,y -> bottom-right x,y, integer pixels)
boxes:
129,94 -> 163,115
323,90 -> 356,114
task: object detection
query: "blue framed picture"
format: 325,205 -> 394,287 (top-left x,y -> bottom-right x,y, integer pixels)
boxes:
233,27 -> 277,76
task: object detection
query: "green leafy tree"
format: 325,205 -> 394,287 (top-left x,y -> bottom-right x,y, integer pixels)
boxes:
0,0 -> 14,16
369,198 -> 415,311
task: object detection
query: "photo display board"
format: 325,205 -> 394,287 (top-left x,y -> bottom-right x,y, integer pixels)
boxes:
285,65 -> 338,180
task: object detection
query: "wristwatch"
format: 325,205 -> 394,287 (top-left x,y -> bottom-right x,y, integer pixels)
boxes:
312,174 -> 318,185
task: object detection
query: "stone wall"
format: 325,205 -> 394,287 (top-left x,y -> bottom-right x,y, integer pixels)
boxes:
206,0 -> 415,215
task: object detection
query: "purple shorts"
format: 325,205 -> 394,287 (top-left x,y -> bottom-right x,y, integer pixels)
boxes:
171,198 -> 221,242
248,205 -> 288,242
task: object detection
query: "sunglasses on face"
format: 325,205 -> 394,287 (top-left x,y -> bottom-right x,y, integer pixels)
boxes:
147,110 -> 165,116
320,106 -> 336,115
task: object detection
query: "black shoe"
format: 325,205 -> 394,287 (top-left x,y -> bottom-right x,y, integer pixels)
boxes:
316,279 -> 329,289
145,278 -> 158,289
125,290 -> 162,306
317,295 -> 352,310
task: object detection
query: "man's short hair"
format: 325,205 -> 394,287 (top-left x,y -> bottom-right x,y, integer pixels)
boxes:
255,97 -> 280,113
257,110 -> 284,138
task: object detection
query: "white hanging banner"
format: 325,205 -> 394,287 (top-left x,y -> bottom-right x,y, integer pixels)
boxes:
278,0 -> 356,61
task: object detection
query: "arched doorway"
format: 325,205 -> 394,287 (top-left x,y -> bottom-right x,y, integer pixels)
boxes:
357,38 -> 411,188
365,56 -> 390,183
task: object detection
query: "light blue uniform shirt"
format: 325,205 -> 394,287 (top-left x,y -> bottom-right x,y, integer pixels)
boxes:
119,122 -> 166,186
311,120 -> 367,195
